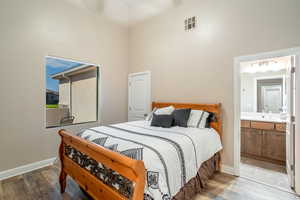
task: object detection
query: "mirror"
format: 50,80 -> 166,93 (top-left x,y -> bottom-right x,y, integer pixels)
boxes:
241,71 -> 286,114
257,78 -> 283,113
46,56 -> 99,128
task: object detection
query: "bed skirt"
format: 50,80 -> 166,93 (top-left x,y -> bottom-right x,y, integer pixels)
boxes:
172,153 -> 220,200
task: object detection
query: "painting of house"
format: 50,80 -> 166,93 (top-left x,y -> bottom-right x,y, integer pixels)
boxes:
46,57 -> 98,127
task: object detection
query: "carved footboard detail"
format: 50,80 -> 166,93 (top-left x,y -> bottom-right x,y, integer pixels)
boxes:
58,129 -> 146,200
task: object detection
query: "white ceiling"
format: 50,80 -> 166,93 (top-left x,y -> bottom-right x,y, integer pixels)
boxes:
123,0 -> 181,24
66,0 -> 182,26
122,0 -> 175,7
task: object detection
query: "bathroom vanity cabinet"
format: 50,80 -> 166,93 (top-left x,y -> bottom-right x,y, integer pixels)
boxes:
241,120 -> 286,165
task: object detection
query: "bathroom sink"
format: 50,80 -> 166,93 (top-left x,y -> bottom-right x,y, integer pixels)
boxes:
241,112 -> 286,123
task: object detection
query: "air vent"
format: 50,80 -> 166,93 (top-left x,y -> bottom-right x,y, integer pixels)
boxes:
185,16 -> 196,31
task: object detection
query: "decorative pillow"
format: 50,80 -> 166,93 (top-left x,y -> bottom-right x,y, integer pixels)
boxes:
205,112 -> 217,128
187,110 -> 210,128
145,108 -> 157,121
172,108 -> 191,127
150,113 -> 174,128
154,106 -> 175,115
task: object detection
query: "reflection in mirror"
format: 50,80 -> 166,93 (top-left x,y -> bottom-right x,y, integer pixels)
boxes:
257,78 -> 283,113
46,56 -> 99,128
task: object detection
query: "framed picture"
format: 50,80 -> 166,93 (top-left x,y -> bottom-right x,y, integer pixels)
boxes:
45,56 -> 99,128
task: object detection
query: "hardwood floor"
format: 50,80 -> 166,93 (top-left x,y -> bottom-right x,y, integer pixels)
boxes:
0,165 -> 89,200
0,163 -> 299,200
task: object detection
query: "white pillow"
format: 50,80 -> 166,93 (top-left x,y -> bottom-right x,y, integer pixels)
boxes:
145,108 -> 157,121
145,106 -> 175,122
154,106 -> 175,115
187,110 -> 210,128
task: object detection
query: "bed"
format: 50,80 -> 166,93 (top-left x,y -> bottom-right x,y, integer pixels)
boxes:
58,102 -> 223,200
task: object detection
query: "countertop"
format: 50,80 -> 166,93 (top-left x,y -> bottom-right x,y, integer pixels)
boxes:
241,113 -> 286,123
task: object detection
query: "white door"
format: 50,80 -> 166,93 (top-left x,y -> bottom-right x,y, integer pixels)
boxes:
286,56 -> 296,189
262,85 -> 282,113
128,71 -> 151,121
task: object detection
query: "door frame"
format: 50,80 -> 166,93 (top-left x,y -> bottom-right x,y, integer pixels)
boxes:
128,71 -> 151,121
233,47 -> 300,193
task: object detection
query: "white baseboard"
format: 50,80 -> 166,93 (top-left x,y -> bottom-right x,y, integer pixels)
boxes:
221,164 -> 236,176
0,157 -> 56,181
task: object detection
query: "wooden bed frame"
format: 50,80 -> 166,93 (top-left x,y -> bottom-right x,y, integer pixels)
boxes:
58,102 -> 222,200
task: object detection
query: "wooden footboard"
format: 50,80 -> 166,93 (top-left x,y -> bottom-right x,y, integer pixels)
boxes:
58,129 -> 146,200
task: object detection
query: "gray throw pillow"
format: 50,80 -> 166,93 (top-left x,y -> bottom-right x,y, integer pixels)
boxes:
150,113 -> 173,128
172,108 -> 191,127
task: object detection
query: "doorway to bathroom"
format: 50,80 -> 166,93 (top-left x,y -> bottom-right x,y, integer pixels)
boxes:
233,48 -> 300,193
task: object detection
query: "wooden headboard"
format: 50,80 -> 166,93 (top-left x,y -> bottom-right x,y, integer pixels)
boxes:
152,102 -> 222,139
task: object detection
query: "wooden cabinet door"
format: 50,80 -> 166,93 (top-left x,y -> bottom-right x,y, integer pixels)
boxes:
241,128 -> 246,154
244,128 -> 263,157
262,130 -> 286,162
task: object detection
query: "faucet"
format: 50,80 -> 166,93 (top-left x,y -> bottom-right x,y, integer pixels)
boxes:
261,109 -> 265,118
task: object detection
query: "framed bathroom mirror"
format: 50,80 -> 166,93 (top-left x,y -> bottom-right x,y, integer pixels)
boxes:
256,78 -> 283,113
45,56 -> 99,128
240,56 -> 289,114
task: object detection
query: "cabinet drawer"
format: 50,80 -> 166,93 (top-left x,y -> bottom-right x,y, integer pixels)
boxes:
241,120 -> 250,128
251,121 -> 274,130
240,127 -> 248,154
275,123 -> 286,132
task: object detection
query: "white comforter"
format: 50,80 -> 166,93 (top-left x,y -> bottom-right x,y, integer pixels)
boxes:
80,120 -> 222,200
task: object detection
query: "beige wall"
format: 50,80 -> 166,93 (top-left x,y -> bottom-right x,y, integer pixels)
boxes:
71,70 -> 98,124
0,0 -> 129,171
129,0 -> 300,167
